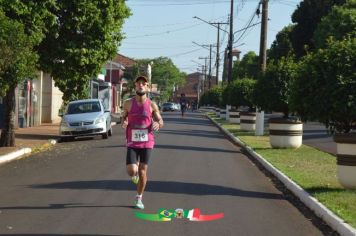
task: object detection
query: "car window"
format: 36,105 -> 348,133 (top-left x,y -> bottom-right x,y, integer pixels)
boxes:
67,102 -> 101,114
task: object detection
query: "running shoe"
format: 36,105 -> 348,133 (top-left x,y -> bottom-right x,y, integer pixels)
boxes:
131,174 -> 139,185
135,197 -> 144,210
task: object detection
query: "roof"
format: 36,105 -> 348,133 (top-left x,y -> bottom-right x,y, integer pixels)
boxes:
113,54 -> 136,68
68,99 -> 101,104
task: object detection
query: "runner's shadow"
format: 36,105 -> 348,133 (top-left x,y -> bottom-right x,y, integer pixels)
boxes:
154,144 -> 241,153
0,234 -> 121,236
0,203 -> 134,211
31,180 -> 283,200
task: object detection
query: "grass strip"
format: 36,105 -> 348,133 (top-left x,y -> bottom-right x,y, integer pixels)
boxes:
208,113 -> 356,228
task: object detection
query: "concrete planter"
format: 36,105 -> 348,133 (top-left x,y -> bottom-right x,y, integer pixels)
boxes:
215,108 -> 220,116
334,133 -> 356,189
268,118 -> 303,149
219,108 -> 226,119
240,112 -> 256,131
229,109 -> 240,124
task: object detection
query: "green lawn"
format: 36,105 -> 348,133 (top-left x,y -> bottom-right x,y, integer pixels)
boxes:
208,113 -> 356,228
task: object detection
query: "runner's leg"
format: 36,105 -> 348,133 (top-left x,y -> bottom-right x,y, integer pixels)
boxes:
126,148 -> 138,177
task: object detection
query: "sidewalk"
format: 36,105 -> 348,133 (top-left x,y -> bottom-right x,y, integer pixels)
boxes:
0,123 -> 60,162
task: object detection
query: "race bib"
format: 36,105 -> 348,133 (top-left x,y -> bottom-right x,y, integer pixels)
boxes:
132,129 -> 148,142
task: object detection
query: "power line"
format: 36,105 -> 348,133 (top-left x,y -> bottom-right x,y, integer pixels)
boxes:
128,1 -> 231,7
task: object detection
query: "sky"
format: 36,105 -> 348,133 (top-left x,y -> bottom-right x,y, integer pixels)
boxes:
119,0 -> 302,80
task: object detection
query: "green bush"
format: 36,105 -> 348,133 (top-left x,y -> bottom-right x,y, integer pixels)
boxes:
253,57 -> 298,118
199,86 -> 223,107
229,78 -> 256,110
290,36 -> 356,133
313,0 -> 356,49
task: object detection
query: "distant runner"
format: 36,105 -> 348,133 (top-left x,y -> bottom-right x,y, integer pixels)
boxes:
179,93 -> 188,117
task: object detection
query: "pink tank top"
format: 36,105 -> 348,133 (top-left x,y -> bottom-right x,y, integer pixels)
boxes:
126,98 -> 154,149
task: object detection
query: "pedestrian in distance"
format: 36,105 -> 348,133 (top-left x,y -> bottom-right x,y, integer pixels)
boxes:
179,93 -> 188,117
121,75 -> 164,209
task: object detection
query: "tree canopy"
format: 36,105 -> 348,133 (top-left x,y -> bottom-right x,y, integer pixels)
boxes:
253,56 -> 298,118
268,25 -> 295,62
290,36 -> 356,133
290,0 -> 346,57
232,51 -> 259,80
313,0 -> 356,49
37,0 -> 131,102
0,10 -> 38,96
133,57 -> 186,102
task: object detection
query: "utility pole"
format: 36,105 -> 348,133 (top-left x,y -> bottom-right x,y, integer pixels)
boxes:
256,0 -> 269,136
211,22 -> 227,86
209,45 -> 212,89
193,16 -> 228,86
199,57 -> 208,93
227,0 -> 234,84
259,0 -> 268,72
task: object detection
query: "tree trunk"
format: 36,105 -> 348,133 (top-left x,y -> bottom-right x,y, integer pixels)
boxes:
0,86 -> 16,147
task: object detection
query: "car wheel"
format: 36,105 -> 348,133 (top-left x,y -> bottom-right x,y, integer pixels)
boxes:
102,131 -> 109,139
108,127 -> 113,136
60,136 -> 73,142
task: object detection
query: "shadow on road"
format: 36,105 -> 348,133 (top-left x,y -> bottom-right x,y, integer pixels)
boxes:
154,144 -> 241,153
0,203 -> 133,211
159,129 -> 226,140
30,180 -> 283,200
0,234 -> 121,236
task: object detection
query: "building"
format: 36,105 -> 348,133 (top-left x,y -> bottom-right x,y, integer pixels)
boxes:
174,72 -> 208,108
0,72 -> 63,129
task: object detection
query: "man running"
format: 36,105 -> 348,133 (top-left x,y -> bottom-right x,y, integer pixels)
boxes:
121,75 -> 164,209
179,93 -> 188,117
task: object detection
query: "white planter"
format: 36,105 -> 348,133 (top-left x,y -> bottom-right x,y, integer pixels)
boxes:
215,108 -> 220,116
334,133 -> 356,189
240,112 -> 256,131
229,110 -> 240,124
268,118 -> 303,149
220,109 -> 226,119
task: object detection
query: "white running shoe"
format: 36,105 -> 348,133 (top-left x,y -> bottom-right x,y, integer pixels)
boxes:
135,197 -> 144,210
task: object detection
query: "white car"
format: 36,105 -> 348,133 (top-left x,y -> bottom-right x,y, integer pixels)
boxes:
59,99 -> 112,142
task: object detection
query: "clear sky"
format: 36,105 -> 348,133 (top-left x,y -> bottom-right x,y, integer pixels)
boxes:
119,0 -> 301,79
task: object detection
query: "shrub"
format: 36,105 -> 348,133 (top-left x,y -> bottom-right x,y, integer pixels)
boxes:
253,56 -> 298,118
229,78 -> 256,110
290,36 -> 356,133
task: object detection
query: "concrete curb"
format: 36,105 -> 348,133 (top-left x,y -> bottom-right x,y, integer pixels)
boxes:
0,122 -> 119,166
0,139 -> 58,166
207,115 -> 356,236
0,148 -> 32,166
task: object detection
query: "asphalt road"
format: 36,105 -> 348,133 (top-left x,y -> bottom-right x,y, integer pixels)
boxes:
0,112 -> 329,236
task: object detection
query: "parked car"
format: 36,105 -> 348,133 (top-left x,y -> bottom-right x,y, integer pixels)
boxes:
59,99 -> 112,142
162,102 -> 175,112
173,103 -> 180,111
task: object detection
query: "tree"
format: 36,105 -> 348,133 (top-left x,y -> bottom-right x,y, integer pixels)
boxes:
0,1 -> 56,147
290,36 -> 356,133
232,51 -> 259,80
313,0 -> 356,49
268,25 -> 295,61
253,56 -> 298,118
37,0 -> 131,103
199,87 -> 222,107
290,0 -> 346,58
229,78 -> 256,110
133,57 -> 186,102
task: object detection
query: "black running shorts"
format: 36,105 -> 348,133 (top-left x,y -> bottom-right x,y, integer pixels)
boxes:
126,148 -> 152,165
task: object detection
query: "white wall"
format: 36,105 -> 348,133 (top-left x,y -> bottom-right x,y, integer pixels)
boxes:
41,73 -> 63,124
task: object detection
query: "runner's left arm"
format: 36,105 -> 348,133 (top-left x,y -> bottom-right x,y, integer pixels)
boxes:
151,102 -> 164,130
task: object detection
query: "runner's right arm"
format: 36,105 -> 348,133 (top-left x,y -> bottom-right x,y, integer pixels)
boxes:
121,99 -> 130,129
